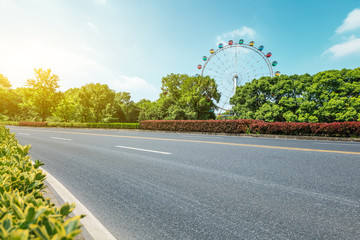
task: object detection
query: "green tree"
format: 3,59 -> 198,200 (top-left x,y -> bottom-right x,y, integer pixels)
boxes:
52,90 -> 77,122
145,74 -> 220,120
0,88 -> 22,120
111,92 -> 128,122
0,73 -> 11,88
25,69 -> 61,121
253,103 -> 283,122
230,67 -> 360,123
124,101 -> 141,122
75,83 -> 115,122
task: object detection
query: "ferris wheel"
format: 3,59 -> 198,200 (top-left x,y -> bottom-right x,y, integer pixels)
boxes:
197,39 -> 280,112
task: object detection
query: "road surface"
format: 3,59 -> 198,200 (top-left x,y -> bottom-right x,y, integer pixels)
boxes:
8,126 -> 360,239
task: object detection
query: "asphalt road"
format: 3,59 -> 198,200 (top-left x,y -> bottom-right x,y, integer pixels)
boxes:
8,126 -> 360,240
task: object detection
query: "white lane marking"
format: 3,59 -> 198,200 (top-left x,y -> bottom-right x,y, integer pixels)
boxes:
41,168 -> 117,240
50,137 -> 72,141
115,145 -> 172,155
18,133 -> 31,136
315,142 -> 360,146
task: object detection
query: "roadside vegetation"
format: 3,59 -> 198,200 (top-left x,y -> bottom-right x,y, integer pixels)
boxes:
0,124 -> 82,239
230,67 -> 360,122
1,67 -> 359,127
140,120 -> 360,137
0,70 -> 218,124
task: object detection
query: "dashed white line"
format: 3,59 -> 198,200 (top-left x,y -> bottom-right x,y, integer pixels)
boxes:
50,137 -> 72,141
18,133 -> 31,136
115,145 -> 172,155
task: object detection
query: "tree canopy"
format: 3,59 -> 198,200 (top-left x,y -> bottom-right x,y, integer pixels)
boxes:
0,74 -> 11,89
24,69 -> 61,122
1,67 -> 360,123
230,67 -> 360,122
140,74 -> 220,120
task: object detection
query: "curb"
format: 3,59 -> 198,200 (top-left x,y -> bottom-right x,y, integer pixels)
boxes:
132,129 -> 360,142
41,168 -> 117,240
42,182 -> 88,240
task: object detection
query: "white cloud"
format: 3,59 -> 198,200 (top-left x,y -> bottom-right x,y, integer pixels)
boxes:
324,8 -> 360,59
323,36 -> 360,58
109,76 -> 159,101
216,27 -> 256,44
336,8 -> 360,34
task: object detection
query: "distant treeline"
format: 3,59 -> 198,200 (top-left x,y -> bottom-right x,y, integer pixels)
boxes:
0,70 -> 217,123
1,67 -> 359,123
0,69 -> 146,123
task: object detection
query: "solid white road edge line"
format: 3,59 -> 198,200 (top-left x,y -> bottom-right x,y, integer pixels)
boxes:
40,167 -> 117,240
115,145 -> 172,155
314,142 -> 360,146
50,137 -> 72,141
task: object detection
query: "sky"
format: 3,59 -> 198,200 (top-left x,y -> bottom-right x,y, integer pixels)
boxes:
1,0 -> 360,101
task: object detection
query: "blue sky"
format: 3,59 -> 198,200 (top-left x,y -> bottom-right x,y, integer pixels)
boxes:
1,0 -> 360,101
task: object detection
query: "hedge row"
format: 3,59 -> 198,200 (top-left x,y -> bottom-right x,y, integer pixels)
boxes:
47,122 -> 140,129
0,125 -> 83,239
140,120 -> 360,137
0,121 -> 19,126
2,121 -> 140,129
140,120 -> 261,134
19,122 -> 47,127
249,121 -> 360,137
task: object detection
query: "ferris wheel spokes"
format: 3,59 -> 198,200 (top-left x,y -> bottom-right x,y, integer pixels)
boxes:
197,39 -> 280,113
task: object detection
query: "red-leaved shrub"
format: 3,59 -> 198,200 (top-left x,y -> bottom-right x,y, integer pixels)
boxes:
140,120 -> 262,133
140,120 -> 360,137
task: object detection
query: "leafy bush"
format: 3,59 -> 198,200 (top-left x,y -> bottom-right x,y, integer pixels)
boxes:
0,125 -> 82,239
5,121 -> 139,129
140,120 -> 262,133
140,120 -> 360,137
18,122 -> 47,127
309,122 -> 360,137
249,122 -> 313,135
47,122 -> 140,129
0,121 -> 19,126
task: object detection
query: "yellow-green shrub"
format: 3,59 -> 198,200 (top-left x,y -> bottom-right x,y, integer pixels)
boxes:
0,125 -> 83,239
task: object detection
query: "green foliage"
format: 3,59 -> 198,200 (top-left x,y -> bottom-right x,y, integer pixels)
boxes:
231,68 -> 360,122
75,83 -> 116,123
0,125 -> 82,238
142,74 -> 220,120
0,74 -> 11,89
24,69 -> 61,122
0,88 -> 22,121
47,122 -> 139,129
52,91 -> 77,123
18,122 -> 48,127
51,86 -> 139,123
0,121 -> 19,126
2,67 -> 360,123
